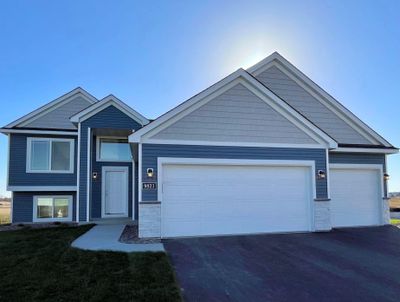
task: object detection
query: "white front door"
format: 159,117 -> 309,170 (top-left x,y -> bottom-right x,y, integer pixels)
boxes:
160,161 -> 313,238
102,166 -> 129,218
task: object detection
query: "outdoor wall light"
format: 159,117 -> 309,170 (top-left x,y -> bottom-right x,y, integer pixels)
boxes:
317,170 -> 326,180
384,173 -> 390,181
92,172 -> 98,180
147,168 -> 154,178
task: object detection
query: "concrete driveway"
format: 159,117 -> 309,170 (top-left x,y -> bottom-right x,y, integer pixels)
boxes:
164,226 -> 400,302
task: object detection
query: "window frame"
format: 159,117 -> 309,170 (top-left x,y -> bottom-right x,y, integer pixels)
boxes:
33,195 -> 73,222
96,136 -> 132,162
26,137 -> 75,174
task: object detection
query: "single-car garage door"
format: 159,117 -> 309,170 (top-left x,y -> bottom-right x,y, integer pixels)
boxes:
330,165 -> 382,228
160,160 -> 313,237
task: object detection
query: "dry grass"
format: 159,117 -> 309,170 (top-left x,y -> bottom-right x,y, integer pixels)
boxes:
390,197 -> 400,211
0,205 -> 10,224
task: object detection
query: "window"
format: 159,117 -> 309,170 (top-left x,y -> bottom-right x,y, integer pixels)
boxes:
33,196 -> 72,222
97,137 -> 132,161
27,138 -> 74,173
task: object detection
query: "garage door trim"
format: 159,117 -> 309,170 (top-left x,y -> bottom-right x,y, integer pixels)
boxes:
158,157 -> 317,237
329,163 -> 384,226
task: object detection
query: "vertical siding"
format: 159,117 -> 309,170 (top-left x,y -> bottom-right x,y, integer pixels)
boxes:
13,192 -> 76,223
9,134 -> 77,186
78,105 -> 143,221
141,144 -> 327,201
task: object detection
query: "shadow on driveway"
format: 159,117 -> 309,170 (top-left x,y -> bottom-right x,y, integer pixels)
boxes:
164,226 -> 400,302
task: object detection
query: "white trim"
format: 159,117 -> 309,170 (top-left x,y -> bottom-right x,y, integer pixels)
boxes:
5,87 -> 97,128
76,123 -> 81,222
138,143 -> 142,203
86,127 -> 91,222
101,166 -> 129,218
129,71 -> 337,148
10,192 -> 13,223
157,157 -> 316,236
143,139 -> 324,149
132,160 -> 135,220
70,95 -> 149,126
248,52 -> 391,147
6,134 -> 10,189
33,195 -> 73,222
26,137 -> 75,173
95,136 -> 132,162
330,147 -> 398,154
0,129 -> 78,136
329,163 -> 384,225
325,149 -> 330,199
8,186 -> 77,192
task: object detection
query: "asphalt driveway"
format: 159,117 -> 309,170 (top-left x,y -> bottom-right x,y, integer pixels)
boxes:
164,226 -> 400,302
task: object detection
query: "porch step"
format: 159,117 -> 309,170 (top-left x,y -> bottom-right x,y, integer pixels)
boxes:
91,218 -> 137,225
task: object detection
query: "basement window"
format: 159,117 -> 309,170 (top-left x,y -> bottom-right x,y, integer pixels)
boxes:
33,196 -> 73,222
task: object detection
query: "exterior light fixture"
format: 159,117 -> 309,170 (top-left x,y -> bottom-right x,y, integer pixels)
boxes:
147,168 -> 154,178
384,173 -> 390,181
92,172 -> 98,180
317,170 -> 326,180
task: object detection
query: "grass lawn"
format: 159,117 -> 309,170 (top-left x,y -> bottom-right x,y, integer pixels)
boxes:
390,219 -> 400,225
0,225 -> 181,302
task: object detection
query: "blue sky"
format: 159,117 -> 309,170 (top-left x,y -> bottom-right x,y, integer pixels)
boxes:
0,0 -> 399,197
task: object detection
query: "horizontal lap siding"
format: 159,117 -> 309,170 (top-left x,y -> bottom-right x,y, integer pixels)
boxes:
13,192 -> 76,223
142,144 -> 327,201
79,105 -> 142,221
255,66 -> 371,145
9,134 -> 77,186
151,84 -> 317,144
329,152 -> 385,165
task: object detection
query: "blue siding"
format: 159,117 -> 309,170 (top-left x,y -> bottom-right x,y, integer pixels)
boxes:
91,138 -> 134,219
329,152 -> 387,195
329,152 -> 385,165
78,105 -> 142,221
13,192 -> 76,223
142,144 -> 327,200
8,134 -> 77,186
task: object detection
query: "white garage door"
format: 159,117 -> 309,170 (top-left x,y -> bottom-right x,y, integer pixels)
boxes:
161,162 -> 313,237
330,165 -> 382,227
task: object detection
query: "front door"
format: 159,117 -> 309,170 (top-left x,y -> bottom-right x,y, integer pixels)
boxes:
102,166 -> 129,218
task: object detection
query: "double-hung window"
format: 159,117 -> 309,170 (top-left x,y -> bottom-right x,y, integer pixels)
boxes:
27,138 -> 74,173
33,195 -> 73,222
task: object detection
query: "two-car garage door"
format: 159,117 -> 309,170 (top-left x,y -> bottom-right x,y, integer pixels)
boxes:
160,161 -> 313,238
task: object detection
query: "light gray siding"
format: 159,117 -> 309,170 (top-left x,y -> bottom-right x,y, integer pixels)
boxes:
255,66 -> 372,145
24,96 -> 92,130
151,84 -> 318,144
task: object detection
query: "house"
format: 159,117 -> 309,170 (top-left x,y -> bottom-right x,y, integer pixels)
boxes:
1,52 -> 397,238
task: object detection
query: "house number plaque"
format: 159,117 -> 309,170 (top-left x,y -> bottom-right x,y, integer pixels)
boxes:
142,182 -> 157,190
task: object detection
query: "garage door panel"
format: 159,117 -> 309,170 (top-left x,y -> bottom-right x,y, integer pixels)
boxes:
330,167 -> 381,227
161,163 -> 312,237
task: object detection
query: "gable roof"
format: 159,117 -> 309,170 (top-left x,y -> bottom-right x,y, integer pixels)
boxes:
70,94 -> 149,126
129,68 -> 338,148
4,87 -> 97,129
247,52 -> 392,147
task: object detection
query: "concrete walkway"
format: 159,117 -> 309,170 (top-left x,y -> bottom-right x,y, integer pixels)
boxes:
71,224 -> 164,252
